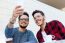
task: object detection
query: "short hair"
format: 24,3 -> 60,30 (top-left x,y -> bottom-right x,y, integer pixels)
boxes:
18,12 -> 29,20
32,10 -> 45,17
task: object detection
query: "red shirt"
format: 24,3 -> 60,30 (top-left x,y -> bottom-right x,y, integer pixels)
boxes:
36,20 -> 65,43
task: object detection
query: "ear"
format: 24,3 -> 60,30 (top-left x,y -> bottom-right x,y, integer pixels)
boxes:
43,16 -> 45,20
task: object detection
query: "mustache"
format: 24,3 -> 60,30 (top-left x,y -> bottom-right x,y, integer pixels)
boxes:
21,22 -> 26,24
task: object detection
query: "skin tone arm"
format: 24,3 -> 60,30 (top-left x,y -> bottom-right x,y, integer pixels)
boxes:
7,6 -> 24,28
6,6 -> 24,43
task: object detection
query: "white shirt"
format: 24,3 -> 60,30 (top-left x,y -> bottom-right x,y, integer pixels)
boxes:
41,31 -> 53,42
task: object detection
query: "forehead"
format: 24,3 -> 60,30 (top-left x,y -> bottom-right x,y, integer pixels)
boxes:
20,15 -> 29,19
34,13 -> 43,17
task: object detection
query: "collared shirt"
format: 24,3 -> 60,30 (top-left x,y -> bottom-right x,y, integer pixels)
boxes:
36,20 -> 65,43
5,27 -> 37,43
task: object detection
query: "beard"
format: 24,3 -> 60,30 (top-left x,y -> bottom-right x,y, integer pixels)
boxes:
19,25 -> 27,28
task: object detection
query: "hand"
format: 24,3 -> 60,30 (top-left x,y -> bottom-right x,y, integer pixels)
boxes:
12,6 -> 24,18
9,6 -> 24,24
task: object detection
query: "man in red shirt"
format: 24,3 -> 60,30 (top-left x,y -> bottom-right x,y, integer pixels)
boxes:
32,10 -> 65,43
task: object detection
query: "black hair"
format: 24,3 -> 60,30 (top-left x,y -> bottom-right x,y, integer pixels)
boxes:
32,10 -> 45,17
18,12 -> 29,20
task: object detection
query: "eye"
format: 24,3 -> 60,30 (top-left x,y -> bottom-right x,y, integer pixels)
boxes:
20,18 -> 29,21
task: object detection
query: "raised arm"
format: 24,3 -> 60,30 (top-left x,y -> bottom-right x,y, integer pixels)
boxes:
5,6 -> 24,38
7,6 -> 24,28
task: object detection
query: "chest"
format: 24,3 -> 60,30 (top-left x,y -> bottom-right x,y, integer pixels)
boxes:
13,31 -> 29,43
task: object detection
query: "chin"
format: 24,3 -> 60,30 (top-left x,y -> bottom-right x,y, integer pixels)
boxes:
21,26 -> 27,28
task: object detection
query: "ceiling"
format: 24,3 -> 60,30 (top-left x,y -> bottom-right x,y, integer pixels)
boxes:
38,0 -> 65,10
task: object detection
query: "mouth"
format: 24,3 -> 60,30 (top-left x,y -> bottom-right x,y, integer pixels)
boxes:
21,22 -> 26,24
22,23 -> 26,24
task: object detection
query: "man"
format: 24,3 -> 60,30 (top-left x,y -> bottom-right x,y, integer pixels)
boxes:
5,6 -> 37,43
32,10 -> 65,43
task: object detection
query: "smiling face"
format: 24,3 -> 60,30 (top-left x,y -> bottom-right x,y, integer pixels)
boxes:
33,13 -> 45,26
19,15 -> 29,28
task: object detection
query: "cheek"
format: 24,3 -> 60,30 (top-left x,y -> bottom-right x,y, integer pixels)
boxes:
19,21 -> 23,25
39,20 -> 43,24
19,21 -> 22,23
39,20 -> 44,25
25,21 -> 29,23
41,20 -> 43,24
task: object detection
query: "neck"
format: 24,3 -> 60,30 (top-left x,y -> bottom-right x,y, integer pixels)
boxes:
40,21 -> 46,32
19,27 -> 26,32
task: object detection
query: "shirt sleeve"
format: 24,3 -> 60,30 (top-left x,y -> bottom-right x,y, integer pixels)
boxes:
23,31 -> 38,43
5,26 -> 14,38
56,20 -> 65,39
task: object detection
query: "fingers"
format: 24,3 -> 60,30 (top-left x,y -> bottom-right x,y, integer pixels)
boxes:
15,11 -> 23,14
15,6 -> 24,11
13,5 -> 24,17
15,6 -> 21,9
15,6 -> 23,11
14,6 -> 24,14
15,8 -> 23,13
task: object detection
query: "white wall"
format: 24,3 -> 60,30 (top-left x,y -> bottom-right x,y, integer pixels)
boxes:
0,0 -> 65,43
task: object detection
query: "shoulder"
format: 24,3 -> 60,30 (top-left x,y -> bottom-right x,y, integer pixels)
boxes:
49,20 -> 60,23
12,27 -> 18,30
26,30 -> 35,36
47,20 -> 61,25
27,30 -> 33,33
11,27 -> 19,32
47,20 -> 64,28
